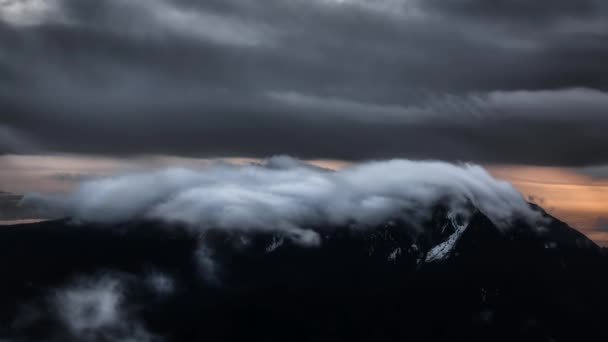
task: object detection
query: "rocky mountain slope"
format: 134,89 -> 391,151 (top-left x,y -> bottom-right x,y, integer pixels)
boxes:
0,204 -> 606,342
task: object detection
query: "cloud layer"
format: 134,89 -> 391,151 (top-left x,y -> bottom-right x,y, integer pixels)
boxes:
53,275 -> 159,342
25,158 -> 542,243
7,272 -> 164,342
1,0 -> 608,164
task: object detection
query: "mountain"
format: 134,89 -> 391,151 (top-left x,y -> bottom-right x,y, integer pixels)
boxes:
0,191 -> 25,220
0,204 -> 607,342
0,191 -> 54,222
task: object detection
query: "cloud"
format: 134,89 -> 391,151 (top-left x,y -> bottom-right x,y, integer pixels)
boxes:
0,191 -> 57,220
422,0 -> 605,24
1,0 -> 608,164
144,271 -> 175,296
48,172 -> 101,182
0,124 -> 39,154
0,0 -> 63,26
52,274 -> 160,342
578,164 -> 608,181
7,273 -> 163,342
24,157 -> 543,245
596,217 -> 608,232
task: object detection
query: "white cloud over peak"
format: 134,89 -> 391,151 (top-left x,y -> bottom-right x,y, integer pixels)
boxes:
24,157 -> 543,244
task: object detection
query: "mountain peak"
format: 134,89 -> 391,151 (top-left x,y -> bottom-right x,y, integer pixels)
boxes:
1,202 -> 606,341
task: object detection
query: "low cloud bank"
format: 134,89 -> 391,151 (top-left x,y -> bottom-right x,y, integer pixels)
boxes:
8,273 -> 163,342
53,275 -> 159,342
24,157 -> 542,243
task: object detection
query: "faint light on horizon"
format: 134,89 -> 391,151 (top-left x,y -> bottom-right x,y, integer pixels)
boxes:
487,164 -> 608,245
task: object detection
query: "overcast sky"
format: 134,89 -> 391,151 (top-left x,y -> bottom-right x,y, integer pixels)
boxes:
1,0 -> 608,165
2,0 -> 608,243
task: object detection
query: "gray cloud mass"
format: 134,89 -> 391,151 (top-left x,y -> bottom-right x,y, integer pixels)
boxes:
7,271 -> 166,342
53,275 -> 160,342
1,0 -> 608,164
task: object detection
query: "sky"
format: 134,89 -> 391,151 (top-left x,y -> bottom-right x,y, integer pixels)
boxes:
1,0 -> 607,243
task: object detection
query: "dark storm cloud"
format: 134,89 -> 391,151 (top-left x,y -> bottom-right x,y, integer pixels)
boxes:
48,172 -> 100,182
422,0 -> 606,24
578,165 -> 608,180
10,272 -> 164,342
2,0 -> 608,164
597,217 -> 608,232
0,124 -> 40,154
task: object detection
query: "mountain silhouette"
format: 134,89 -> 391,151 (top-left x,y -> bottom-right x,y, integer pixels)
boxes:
1,203 -> 606,342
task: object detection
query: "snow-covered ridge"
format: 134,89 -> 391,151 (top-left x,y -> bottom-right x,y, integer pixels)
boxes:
425,212 -> 470,263
266,236 -> 285,252
387,247 -> 402,262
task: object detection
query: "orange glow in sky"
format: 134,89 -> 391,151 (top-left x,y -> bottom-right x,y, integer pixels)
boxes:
487,165 -> 608,245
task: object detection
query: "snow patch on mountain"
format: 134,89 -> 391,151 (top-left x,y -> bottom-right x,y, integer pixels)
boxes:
266,236 -> 285,252
388,247 -> 402,262
425,212 -> 469,262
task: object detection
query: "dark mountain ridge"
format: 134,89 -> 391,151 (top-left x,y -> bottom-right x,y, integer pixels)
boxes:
1,204 -> 607,341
